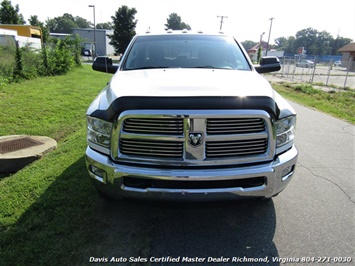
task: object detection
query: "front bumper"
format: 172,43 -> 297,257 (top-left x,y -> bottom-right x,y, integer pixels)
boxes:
85,145 -> 298,201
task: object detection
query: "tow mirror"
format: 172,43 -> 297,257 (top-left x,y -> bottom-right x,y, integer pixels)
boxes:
92,56 -> 118,74
254,56 -> 281,74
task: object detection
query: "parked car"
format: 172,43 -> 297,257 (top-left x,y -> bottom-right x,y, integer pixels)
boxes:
333,60 -> 342,67
296,60 -> 314,68
81,48 -> 91,56
86,31 -> 298,201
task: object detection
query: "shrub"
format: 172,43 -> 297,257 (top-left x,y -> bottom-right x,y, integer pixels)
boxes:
0,44 -> 15,84
294,84 -> 319,94
0,35 -> 82,83
12,41 -> 24,81
45,36 -> 82,76
46,39 -> 74,75
21,45 -> 43,79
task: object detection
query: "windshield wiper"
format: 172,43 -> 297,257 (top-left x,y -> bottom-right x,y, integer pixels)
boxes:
127,66 -> 170,70
193,65 -> 234,70
194,65 -> 215,69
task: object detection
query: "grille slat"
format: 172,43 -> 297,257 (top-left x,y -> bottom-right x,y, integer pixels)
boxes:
123,118 -> 183,135
121,140 -> 181,147
207,147 -> 264,156
207,118 -> 265,135
207,139 -> 267,147
120,139 -> 183,158
207,151 -> 266,157
206,138 -> 267,158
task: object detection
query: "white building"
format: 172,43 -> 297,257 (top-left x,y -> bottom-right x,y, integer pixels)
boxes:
0,25 -> 42,49
0,28 -> 16,46
72,28 -> 115,56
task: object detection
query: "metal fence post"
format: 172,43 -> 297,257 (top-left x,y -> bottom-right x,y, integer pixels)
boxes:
310,56 -> 317,83
343,57 -> 353,89
326,59 -> 333,86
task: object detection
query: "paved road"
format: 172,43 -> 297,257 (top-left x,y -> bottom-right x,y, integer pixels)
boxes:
271,101 -> 354,260
86,102 -> 354,265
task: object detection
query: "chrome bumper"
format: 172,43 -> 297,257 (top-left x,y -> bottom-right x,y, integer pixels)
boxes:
85,145 -> 298,200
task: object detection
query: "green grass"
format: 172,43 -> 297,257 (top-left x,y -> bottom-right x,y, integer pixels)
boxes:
272,82 -> 355,124
0,65 -> 110,265
0,66 -> 111,139
1,67 -> 354,265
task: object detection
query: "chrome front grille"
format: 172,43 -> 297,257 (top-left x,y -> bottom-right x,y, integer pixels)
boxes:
112,110 -> 274,166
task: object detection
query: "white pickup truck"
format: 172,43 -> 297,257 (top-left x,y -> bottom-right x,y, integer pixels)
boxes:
86,30 -> 298,200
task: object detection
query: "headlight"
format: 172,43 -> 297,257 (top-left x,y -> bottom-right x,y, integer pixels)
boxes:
87,116 -> 112,148
275,116 -> 296,147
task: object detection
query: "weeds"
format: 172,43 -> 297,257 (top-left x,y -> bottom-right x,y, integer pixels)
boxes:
272,82 -> 355,124
0,35 -> 82,84
294,84 -> 319,94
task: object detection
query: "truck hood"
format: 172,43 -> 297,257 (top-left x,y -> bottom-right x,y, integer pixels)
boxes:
107,68 -> 274,101
87,68 -> 294,121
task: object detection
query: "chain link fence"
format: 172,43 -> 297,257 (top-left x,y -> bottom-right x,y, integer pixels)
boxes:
271,57 -> 355,90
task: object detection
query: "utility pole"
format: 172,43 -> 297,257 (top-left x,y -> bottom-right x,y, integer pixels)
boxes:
88,5 -> 96,57
265,17 -> 274,56
258,32 -> 265,63
217,16 -> 228,31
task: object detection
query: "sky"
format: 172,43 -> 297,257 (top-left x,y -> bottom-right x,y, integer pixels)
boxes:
10,0 -> 355,43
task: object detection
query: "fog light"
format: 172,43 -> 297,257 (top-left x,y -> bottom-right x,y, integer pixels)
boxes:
281,165 -> 294,181
90,165 -> 106,182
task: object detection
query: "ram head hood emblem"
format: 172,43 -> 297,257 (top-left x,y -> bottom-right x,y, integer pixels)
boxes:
188,133 -> 203,147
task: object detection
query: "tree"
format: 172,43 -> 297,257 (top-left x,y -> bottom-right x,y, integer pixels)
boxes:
331,36 -> 352,55
293,27 -> 319,55
75,16 -> 91,28
165,13 -> 191,30
313,30 -> 333,55
13,41 -> 23,80
96,22 -> 113,30
274,37 -> 287,49
47,14 -> 76,33
292,27 -> 353,56
257,46 -> 262,63
0,0 -> 25,24
46,13 -> 91,33
109,5 -> 137,54
29,15 -> 49,43
274,27 -> 353,56
293,27 -> 335,55
28,15 -> 41,26
274,36 -> 295,54
285,36 -> 296,54
241,40 -> 257,51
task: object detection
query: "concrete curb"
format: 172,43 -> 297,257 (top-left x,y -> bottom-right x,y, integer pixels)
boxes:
0,135 -> 57,173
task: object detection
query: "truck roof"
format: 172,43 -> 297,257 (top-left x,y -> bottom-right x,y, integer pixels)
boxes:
137,29 -> 228,36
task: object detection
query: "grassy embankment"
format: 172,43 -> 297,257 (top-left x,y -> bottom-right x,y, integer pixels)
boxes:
0,65 -> 110,265
272,82 -> 355,124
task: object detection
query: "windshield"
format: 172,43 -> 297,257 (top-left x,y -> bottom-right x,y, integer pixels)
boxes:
122,34 -> 251,71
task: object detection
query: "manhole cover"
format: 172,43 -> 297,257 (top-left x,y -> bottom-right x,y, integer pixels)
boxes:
0,137 -> 43,154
